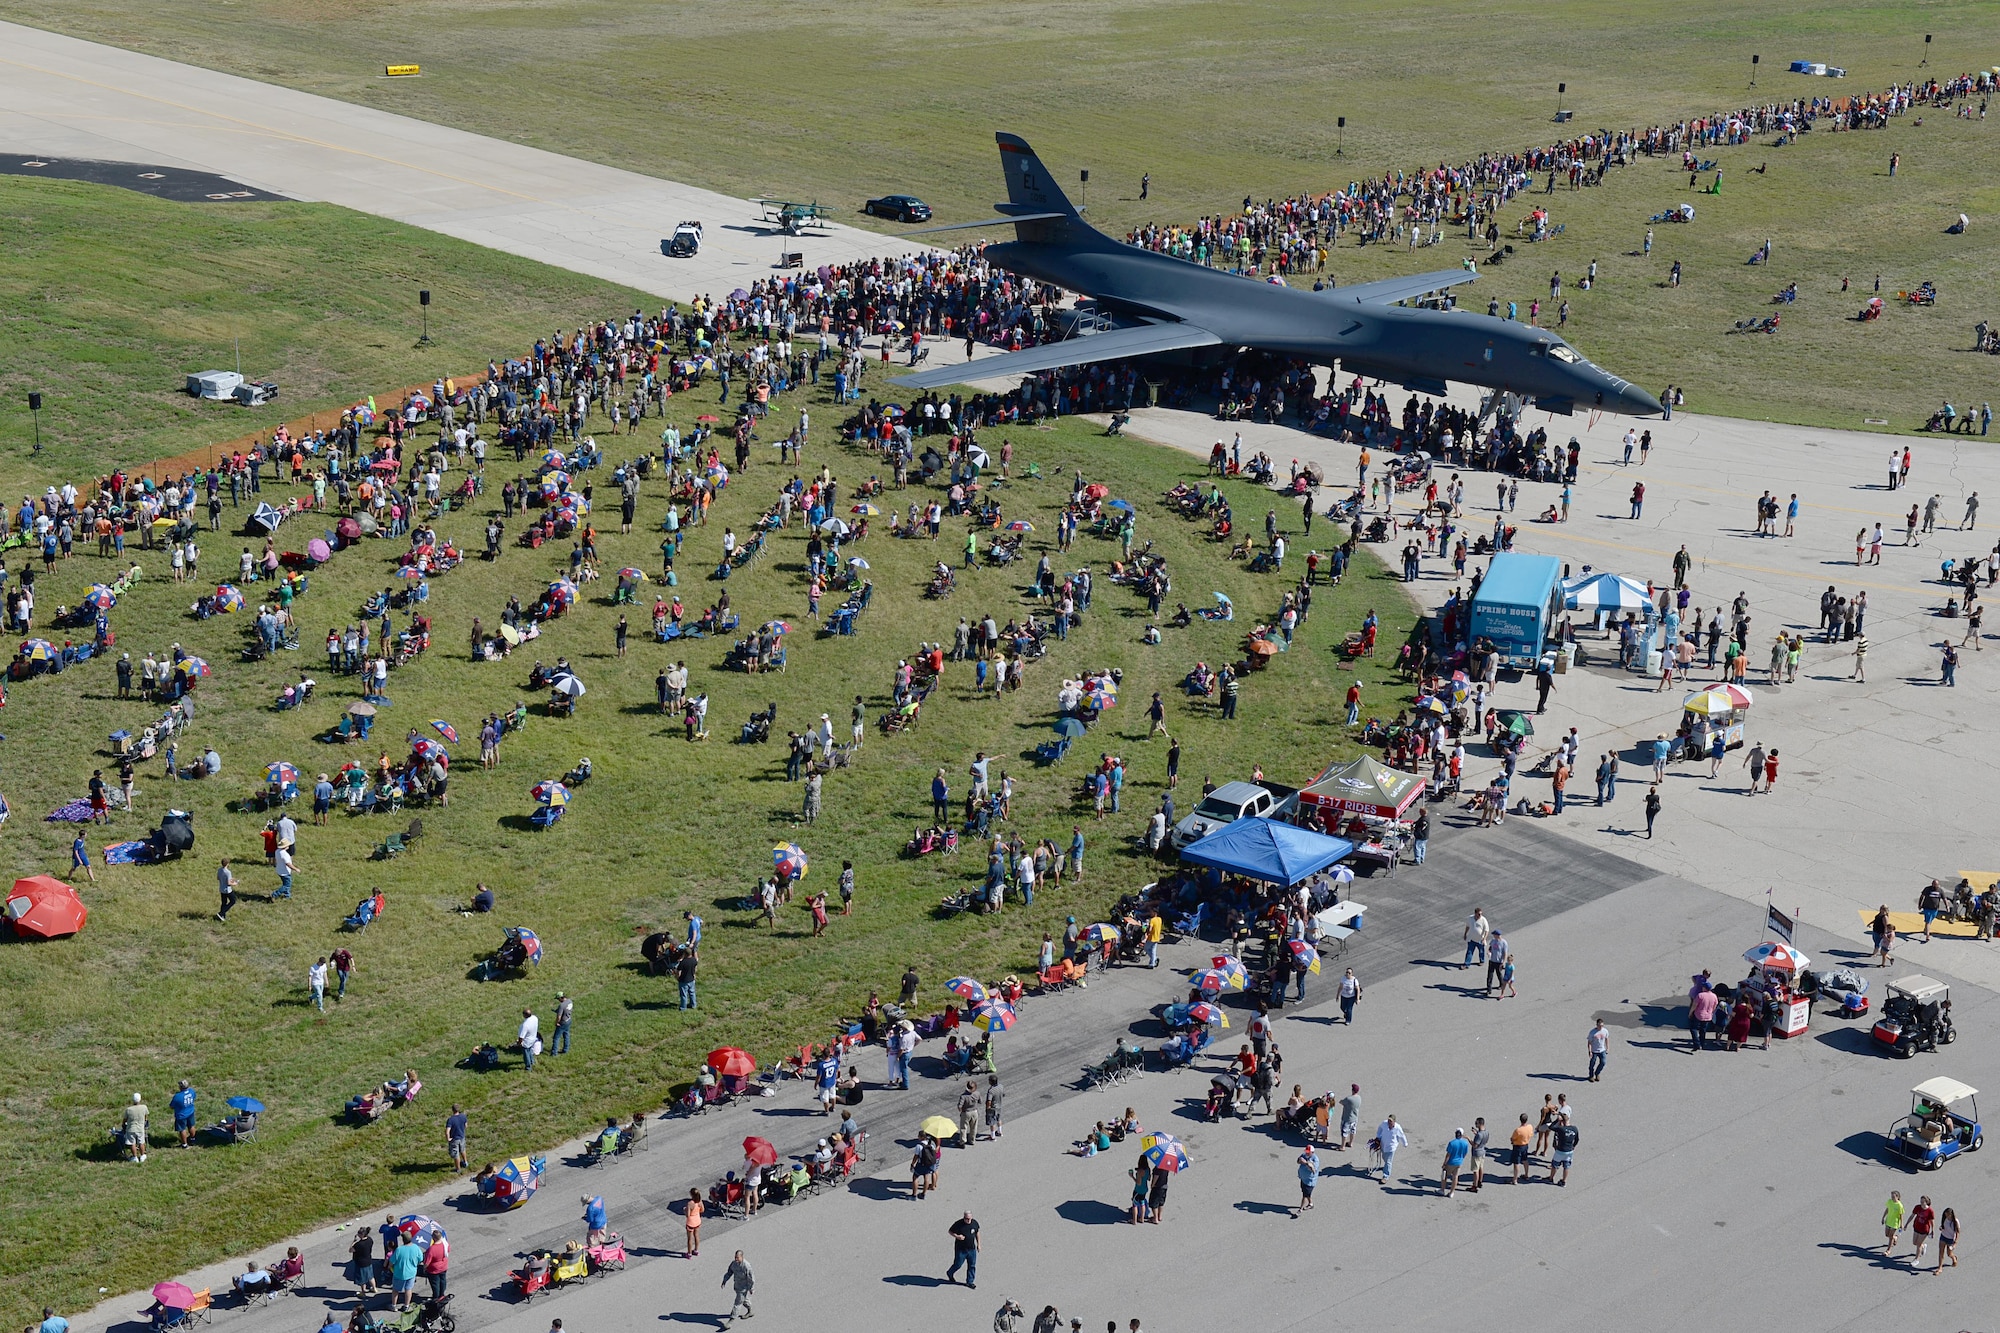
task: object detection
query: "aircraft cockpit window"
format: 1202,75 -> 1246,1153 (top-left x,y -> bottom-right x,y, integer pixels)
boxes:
1546,343 -> 1581,363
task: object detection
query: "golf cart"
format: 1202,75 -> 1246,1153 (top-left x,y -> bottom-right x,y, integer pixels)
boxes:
1870,974 -> 1954,1058
1887,1076 -> 1982,1170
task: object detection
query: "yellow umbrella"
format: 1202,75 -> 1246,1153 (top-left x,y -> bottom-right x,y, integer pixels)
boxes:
1681,689 -> 1736,715
919,1115 -> 958,1139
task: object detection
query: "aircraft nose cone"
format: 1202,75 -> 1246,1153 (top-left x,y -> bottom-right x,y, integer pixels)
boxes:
1612,381 -> 1661,417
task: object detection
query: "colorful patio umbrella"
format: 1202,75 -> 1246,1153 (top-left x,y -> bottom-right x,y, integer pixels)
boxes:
492,1155 -> 544,1208
1207,955 -> 1249,989
82,585 -> 117,610
851,503 -> 881,516
530,780 -> 571,807
944,976 -> 988,1003
540,449 -> 567,470
966,1000 -> 1018,1033
616,567 -> 646,585
265,761 -> 299,786
214,585 -> 245,612
1413,695 -> 1448,715
741,1136 -> 778,1168
707,1047 -> 757,1079
176,656 -> 211,678
19,639 -> 54,663
409,737 -> 443,762
773,843 -> 809,879
397,1215 -> 446,1247
1184,1001 -> 1229,1028
1005,520 -> 1035,532
760,620 -> 791,635
1288,939 -> 1322,975
1080,923 -> 1121,946
1192,969 -> 1234,995
431,720 -> 459,744
506,927 -> 543,964
1743,940 -> 1810,972
1139,1135 -> 1191,1174
1684,683 -> 1755,714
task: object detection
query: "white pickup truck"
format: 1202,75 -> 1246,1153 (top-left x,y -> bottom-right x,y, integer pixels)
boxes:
1170,779 -> 1301,849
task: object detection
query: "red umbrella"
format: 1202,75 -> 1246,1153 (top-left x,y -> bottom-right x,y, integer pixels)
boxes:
695,415 -> 721,424
707,1047 -> 757,1079
741,1136 -> 778,1168
7,875 -> 86,939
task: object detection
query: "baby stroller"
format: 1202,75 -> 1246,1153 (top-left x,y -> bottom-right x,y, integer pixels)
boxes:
739,707 -> 775,744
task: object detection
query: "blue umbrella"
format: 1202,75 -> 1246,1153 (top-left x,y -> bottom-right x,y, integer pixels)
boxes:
1052,717 -> 1087,739
227,1096 -> 266,1113
1106,499 -> 1136,514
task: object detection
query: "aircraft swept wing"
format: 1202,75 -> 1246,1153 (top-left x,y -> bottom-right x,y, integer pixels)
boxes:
1325,269 -> 1479,305
891,320 -> 1222,390
908,212 -> 1067,234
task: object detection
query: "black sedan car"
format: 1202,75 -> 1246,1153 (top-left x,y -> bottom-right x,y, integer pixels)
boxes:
863,194 -> 932,223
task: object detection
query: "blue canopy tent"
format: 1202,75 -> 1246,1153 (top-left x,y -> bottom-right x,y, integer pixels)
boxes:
1176,816 -> 1354,886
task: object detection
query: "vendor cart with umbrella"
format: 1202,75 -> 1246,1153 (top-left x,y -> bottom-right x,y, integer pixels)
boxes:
1681,682 -> 1753,754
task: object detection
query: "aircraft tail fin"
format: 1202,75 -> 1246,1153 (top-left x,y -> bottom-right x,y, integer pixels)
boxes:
993,133 -> 1113,248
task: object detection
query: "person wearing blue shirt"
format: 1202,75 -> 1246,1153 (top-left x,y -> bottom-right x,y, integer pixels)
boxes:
40,1307 -> 70,1333
313,775 -> 335,826
684,910 -> 702,946
582,1194 -> 608,1242
932,769 -> 950,823
170,1079 -> 197,1148
1440,1128 -> 1472,1196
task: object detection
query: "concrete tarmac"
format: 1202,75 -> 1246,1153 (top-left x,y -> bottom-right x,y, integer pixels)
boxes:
1109,396 -> 2000,995
0,22 -> 931,301
73,860 -> 1994,1333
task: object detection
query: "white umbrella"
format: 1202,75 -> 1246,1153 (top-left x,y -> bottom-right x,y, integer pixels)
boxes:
849,557 -> 870,570
550,674 -> 586,698
819,518 -> 850,537
966,446 -> 991,467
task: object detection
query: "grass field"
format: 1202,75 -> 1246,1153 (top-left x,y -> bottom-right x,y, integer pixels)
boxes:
0,180 -> 1418,1311
5,2 -> 2000,430
0,177 -> 663,472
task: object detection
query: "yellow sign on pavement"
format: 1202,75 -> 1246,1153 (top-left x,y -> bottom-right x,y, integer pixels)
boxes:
385,64 -> 421,77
